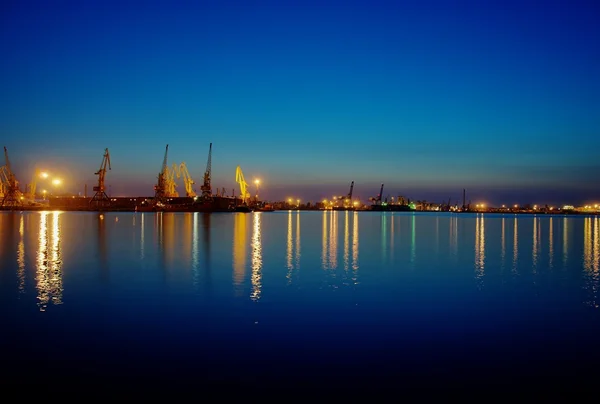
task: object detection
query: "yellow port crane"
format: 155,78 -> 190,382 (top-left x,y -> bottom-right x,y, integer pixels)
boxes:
167,162 -> 197,198
90,148 -> 111,207
0,165 -> 9,198
1,146 -> 23,208
235,165 -> 251,204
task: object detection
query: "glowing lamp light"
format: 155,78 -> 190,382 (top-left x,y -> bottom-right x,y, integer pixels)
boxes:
40,172 -> 49,179
52,179 -> 62,186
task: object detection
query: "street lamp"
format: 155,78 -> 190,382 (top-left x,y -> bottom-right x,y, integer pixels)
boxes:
40,172 -> 49,179
254,179 -> 260,200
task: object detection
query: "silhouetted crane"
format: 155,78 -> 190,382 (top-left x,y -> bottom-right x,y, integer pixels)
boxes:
200,143 -> 212,199
90,148 -> 111,207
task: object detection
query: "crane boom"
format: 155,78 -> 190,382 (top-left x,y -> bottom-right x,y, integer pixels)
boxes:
235,165 -> 250,204
168,162 -> 196,197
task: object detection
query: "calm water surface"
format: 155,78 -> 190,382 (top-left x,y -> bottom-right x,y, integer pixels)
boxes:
1,211 -> 600,391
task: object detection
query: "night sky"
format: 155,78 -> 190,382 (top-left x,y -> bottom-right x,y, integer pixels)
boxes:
1,0 -> 598,205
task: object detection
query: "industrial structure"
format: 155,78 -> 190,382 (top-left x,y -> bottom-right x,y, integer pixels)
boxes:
165,162 -> 196,197
154,144 -> 170,202
235,165 -> 251,204
0,146 -> 23,208
90,148 -> 111,207
200,143 -> 212,200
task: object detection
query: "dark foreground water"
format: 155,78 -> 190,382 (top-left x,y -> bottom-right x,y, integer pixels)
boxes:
1,210 -> 599,393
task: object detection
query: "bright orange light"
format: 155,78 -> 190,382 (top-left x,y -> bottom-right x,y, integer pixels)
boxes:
40,172 -> 49,179
52,179 -> 62,186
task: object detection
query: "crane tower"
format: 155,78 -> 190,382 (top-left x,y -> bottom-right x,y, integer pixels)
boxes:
1,146 -> 23,208
90,148 -> 111,207
200,143 -> 212,199
154,144 -> 169,202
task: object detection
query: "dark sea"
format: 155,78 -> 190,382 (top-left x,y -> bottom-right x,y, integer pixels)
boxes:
1,211 -> 599,395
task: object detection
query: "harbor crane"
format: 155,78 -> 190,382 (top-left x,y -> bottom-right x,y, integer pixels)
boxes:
200,143 -> 212,199
343,181 -> 354,206
370,183 -> 384,205
0,165 -> 9,199
333,181 -> 354,208
167,162 -> 196,198
154,144 -> 169,201
90,148 -> 112,207
1,146 -> 23,208
235,165 -> 251,204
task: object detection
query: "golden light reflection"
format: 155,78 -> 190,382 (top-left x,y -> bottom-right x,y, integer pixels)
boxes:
287,210 -> 293,271
321,210 -> 328,269
344,211 -> 350,270
584,217 -> 592,271
595,217 -> 599,273
583,217 -> 599,308
532,217 -> 539,271
474,214 -> 485,288
17,214 -> 25,294
329,210 -> 338,269
183,213 -> 193,268
192,212 -> 199,288
36,211 -> 63,311
287,210 -> 302,284
352,211 -> 359,275
549,217 -> 554,269
233,213 -> 248,295
250,212 -> 262,301
512,217 -> 518,274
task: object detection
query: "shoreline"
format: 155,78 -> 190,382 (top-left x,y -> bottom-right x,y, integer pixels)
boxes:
0,206 -> 597,215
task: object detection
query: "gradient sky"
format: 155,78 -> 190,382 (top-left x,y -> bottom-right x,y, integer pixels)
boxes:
1,0 -> 599,205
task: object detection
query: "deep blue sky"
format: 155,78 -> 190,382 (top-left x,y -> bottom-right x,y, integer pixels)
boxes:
1,0 -> 599,205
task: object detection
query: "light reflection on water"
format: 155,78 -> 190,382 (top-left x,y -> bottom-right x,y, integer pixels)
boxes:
35,211 -> 63,311
1,211 -> 599,310
250,212 -> 262,302
474,214 -> 485,289
583,216 -> 600,308
17,214 -> 25,294
3,210 -> 600,390
232,213 -> 247,296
